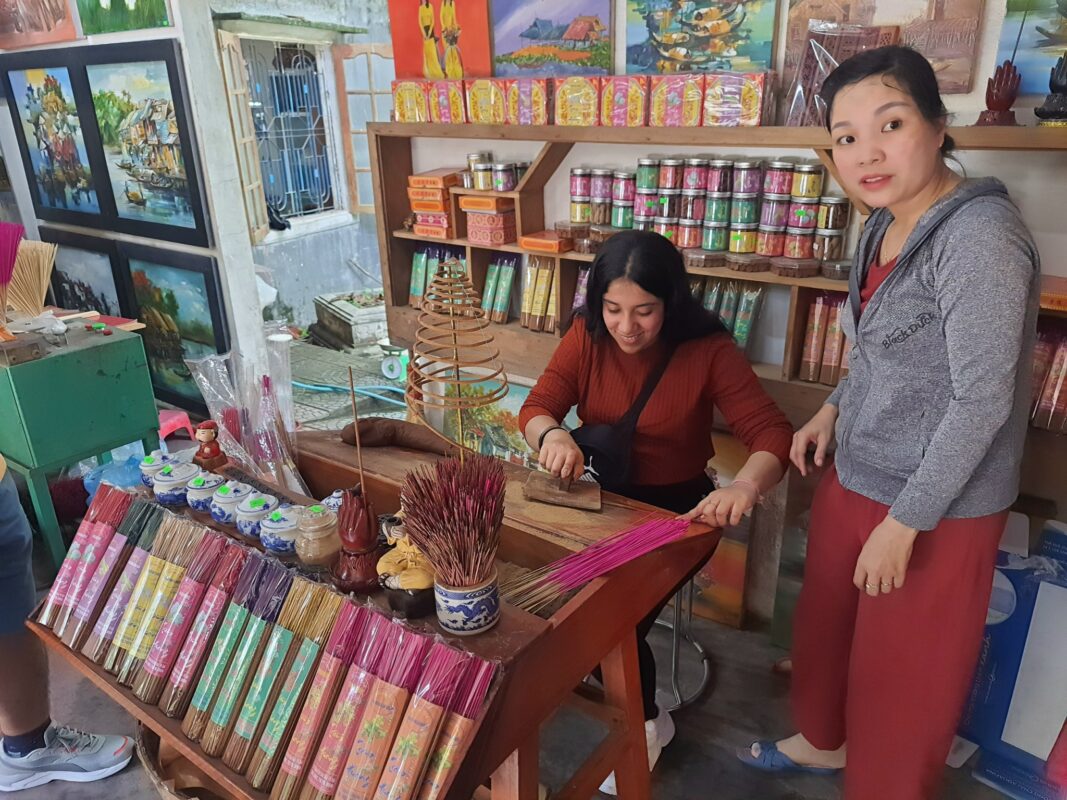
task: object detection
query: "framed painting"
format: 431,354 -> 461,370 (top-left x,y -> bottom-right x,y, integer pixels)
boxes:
625,0 -> 780,74
77,0 -> 171,36
0,0 -> 78,50
0,56 -> 105,226
388,0 -> 492,80
118,242 -> 228,413
491,0 -> 613,77
39,226 -> 127,318
997,0 -> 1065,95
82,40 -> 211,247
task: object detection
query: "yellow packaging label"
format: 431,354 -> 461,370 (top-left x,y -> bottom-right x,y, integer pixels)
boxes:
113,555 -> 164,652
131,562 -> 186,660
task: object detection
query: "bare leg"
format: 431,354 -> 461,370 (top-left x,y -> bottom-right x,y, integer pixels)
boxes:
0,630 -> 49,738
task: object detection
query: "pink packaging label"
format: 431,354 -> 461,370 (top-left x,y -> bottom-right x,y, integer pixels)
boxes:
90,547 -> 148,641
281,653 -> 343,777
143,577 -> 207,678
45,519 -> 98,608
307,666 -> 375,794
518,80 -> 533,126
73,533 -> 127,623
61,523 -> 114,611
168,586 -> 228,691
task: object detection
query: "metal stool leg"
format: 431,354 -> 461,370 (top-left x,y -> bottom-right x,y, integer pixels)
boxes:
653,579 -> 711,711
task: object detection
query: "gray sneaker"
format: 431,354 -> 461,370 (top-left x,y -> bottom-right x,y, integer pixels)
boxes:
0,725 -> 133,792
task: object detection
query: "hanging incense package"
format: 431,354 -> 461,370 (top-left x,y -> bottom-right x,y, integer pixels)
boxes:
159,543 -> 250,718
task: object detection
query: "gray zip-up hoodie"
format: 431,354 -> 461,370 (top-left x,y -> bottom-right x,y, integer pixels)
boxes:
828,177 -> 1040,531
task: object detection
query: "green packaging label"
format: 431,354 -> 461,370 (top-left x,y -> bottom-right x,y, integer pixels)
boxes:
250,498 -> 266,509
191,477 -> 205,488
209,616 -> 268,728
189,604 -> 249,712
233,627 -> 293,740
258,638 -> 320,757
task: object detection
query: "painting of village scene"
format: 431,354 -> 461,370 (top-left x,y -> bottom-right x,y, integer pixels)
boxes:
51,245 -> 121,316
996,0 -> 1067,95
0,0 -> 78,50
86,60 -> 195,229
7,67 -> 98,214
626,0 -> 779,73
130,258 -> 218,404
784,0 -> 986,95
76,0 -> 170,36
490,0 -> 612,76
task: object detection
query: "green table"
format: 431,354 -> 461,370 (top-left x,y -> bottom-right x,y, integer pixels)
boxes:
0,329 -> 159,568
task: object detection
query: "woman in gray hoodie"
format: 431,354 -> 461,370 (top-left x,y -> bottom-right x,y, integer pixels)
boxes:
740,47 -> 1040,799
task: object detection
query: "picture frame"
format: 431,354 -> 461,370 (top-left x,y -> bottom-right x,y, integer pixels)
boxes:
117,241 -> 229,414
38,226 -> 129,319
0,40 -> 212,247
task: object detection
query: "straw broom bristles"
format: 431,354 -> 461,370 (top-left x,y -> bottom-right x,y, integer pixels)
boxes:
400,455 -> 506,588
7,240 -> 56,315
245,591 -> 344,792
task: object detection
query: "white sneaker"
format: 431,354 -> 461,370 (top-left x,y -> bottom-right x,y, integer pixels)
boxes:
0,725 -> 133,792
598,708 -> 673,796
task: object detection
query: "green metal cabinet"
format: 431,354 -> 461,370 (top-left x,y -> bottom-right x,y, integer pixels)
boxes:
0,329 -> 159,568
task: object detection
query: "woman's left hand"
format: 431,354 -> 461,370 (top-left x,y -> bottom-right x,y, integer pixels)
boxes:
854,516 -> 919,596
681,484 -> 759,527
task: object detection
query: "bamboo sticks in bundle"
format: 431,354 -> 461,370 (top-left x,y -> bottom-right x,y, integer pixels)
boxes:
245,592 -> 344,792
130,532 -> 228,703
7,240 -> 56,315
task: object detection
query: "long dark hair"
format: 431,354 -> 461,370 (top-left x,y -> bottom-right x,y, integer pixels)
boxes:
577,230 -> 728,344
819,45 -> 955,156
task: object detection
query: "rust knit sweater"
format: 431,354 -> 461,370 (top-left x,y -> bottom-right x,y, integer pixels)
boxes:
518,322 -> 794,487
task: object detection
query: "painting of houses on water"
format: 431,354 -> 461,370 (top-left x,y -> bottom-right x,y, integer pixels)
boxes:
490,0 -> 613,76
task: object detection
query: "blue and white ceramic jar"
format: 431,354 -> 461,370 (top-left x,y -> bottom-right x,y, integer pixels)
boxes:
259,505 -> 300,555
186,471 -> 224,512
236,493 -> 279,539
320,490 -> 344,514
152,463 -> 199,507
139,451 -> 173,488
434,571 -> 500,636
209,481 -> 252,526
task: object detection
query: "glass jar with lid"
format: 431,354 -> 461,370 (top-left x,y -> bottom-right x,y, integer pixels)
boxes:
296,504 -> 342,567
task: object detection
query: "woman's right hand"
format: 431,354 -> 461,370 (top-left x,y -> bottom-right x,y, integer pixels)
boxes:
538,428 -> 585,481
790,404 -> 839,477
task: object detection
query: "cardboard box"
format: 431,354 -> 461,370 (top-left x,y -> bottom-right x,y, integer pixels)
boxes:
504,78 -> 553,126
392,81 -> 429,123
649,74 -> 705,127
468,225 -> 516,245
520,231 -> 573,254
408,168 -> 462,189
553,77 -> 601,126
703,71 -> 775,127
466,210 -> 515,230
415,212 -> 451,228
407,187 -> 448,203
465,79 -> 506,125
427,80 -> 467,124
459,195 -> 515,213
601,76 -> 649,127
412,223 -> 455,240
409,198 -> 449,213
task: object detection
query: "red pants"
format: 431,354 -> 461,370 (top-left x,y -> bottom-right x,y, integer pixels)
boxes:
791,467 -> 1006,800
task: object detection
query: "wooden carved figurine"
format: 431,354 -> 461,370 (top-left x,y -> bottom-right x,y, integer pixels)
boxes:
376,513 -> 435,618
1036,53 -> 1067,125
976,60 -> 1021,126
193,420 -> 228,471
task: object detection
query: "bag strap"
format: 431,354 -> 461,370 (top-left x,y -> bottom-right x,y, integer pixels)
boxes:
616,346 -> 675,433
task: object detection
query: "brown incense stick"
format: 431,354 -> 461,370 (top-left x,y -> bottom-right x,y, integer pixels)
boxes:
348,366 -> 366,495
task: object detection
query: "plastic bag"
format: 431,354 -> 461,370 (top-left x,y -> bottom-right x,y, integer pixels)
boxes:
84,456 -> 143,501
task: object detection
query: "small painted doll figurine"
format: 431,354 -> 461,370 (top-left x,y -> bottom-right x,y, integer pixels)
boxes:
193,420 -> 228,471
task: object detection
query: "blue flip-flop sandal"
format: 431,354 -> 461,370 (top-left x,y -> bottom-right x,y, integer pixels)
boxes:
736,740 -> 842,775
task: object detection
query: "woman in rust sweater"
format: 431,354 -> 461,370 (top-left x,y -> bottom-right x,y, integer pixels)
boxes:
518,229 -> 792,794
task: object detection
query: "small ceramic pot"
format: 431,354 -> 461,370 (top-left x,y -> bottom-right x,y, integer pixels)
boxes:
320,490 -> 345,514
139,451 -> 173,488
209,481 -> 253,526
260,505 -> 301,555
186,471 -> 224,512
152,463 -> 199,507
434,571 -> 500,636
236,492 -> 279,538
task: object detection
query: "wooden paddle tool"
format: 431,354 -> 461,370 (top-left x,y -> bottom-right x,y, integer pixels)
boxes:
523,471 -> 602,512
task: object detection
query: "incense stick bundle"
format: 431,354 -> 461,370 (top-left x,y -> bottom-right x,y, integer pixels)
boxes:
61,501 -> 154,651
300,615 -> 394,800
246,592 -> 344,792
415,659 -> 497,800
0,222 -> 23,326
374,644 -> 470,800
117,520 -> 209,686
159,543 -> 250,718
38,486 -> 133,628
222,582 -> 329,773
131,532 -> 227,703
333,628 -> 433,800
8,240 -> 57,315
500,518 -> 690,614
82,505 -> 165,664
270,604 -> 370,800
181,553 -> 272,741
400,456 -> 506,588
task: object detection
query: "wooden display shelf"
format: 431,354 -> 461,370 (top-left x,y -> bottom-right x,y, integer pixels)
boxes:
394,229 -> 596,262
687,264 -> 850,292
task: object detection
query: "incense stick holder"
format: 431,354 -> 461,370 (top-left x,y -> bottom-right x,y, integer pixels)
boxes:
434,572 -> 500,636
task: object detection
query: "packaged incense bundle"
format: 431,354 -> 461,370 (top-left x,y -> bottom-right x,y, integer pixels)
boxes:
416,659 -> 497,800
221,581 -> 326,773
271,604 -> 370,800
301,615 -> 394,800
180,553 -> 270,738
61,501 -> 155,650
132,532 -> 227,703
159,543 -> 250,718
333,629 -> 433,800
375,644 -> 470,800
38,486 -> 134,629
117,520 -> 210,686
246,591 -> 345,792
801,294 -> 830,383
198,562 -> 294,756
81,505 -> 165,664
